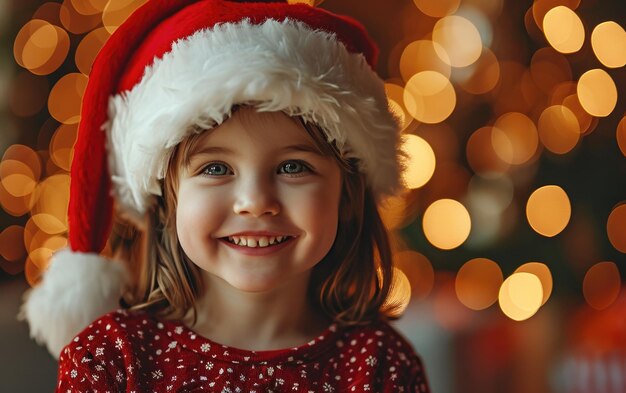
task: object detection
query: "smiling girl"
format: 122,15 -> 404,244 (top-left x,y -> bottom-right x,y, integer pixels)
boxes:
22,1 -> 431,391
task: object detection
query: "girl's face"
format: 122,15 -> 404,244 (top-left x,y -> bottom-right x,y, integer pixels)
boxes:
176,108 -> 342,293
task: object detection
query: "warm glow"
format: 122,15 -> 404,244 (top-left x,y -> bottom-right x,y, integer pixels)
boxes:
0,160 -> 37,198
394,250 -> 435,300
499,272 -> 543,321
530,48 -> 572,95
455,258 -> 503,310
432,16 -> 483,67
562,94 -> 594,135
384,83 -> 412,131
48,73 -> 89,124
423,199 -> 471,250
404,71 -> 456,124
71,0 -> 108,15
467,173 -> 514,215
591,21 -> 626,68
102,0 -> 149,33
526,185 -> 571,237
8,72 -> 49,117
75,27 -> 111,75
466,127 -> 510,174
50,124 -> 78,172
607,204 -> 626,253
287,0 -> 326,5
401,134 -> 436,189
617,116 -> 626,158
458,47 -> 500,95
30,174 -> 71,235
491,112 -> 539,165
0,226 -> 26,262
379,194 -> 408,230
515,262 -> 553,305
13,19 -> 70,76
583,262 -> 621,310
532,0 -> 581,31
577,69 -> 618,117
538,105 -> 580,154
400,40 -> 451,81
542,6 -> 585,54
413,0 -> 460,17
60,0 -> 102,35
382,267 -> 412,318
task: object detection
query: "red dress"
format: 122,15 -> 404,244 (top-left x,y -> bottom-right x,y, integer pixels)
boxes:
56,310 -> 430,392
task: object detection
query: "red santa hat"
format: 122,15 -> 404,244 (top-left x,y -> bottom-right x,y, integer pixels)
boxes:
21,0 -> 403,357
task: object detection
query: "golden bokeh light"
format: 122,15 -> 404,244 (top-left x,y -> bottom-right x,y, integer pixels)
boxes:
400,40 -> 451,81
577,69 -> 618,117
515,262 -> 553,305
0,160 -> 37,198
33,2 -> 63,25
466,127 -> 510,174
542,6 -> 585,54
0,226 -> 27,262
591,21 -> 626,68
455,258 -> 503,310
530,48 -> 572,95
60,0 -> 102,34
71,0 -> 108,15
13,19 -> 70,76
76,27 -> 112,75
50,124 -> 78,172
394,250 -> 435,301
532,0 -> 580,31
401,134 -> 436,189
423,199 -> 471,250
382,267 -> 412,318
102,0 -> 149,34
413,0 -> 460,17
491,112 -> 539,165
607,204 -> 626,253
562,94 -> 594,135
404,71 -> 456,124
526,185 -> 571,237
379,193 -> 408,230
30,174 -> 71,235
583,262 -> 621,310
537,105 -> 580,154
2,144 -> 42,181
24,257 -> 43,287
499,272 -> 543,321
48,73 -> 89,124
432,15 -> 482,68
617,116 -> 626,158
458,47 -> 500,95
8,72 -> 49,117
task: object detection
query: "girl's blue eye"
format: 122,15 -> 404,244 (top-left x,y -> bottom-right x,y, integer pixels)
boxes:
279,160 -> 310,176
201,163 -> 230,176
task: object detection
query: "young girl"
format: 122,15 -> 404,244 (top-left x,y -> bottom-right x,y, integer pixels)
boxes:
22,0 -> 431,391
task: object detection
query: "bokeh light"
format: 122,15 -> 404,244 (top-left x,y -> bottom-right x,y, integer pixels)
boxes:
499,272 -> 543,321
102,0 -> 149,34
379,193 -> 408,230
432,15 -> 483,68
455,258 -> 503,310
491,112 -> 539,165
29,174 -> 70,235
13,19 -> 70,76
393,250 -> 435,301
404,71 -> 456,124
60,0 -> 102,34
530,47 -> 572,95
514,262 -> 553,305
70,0 -> 108,15
466,127 -> 510,174
583,262 -> 621,310
591,21 -> 626,68
542,6 -> 584,54
412,0 -> 460,18
382,267 -> 412,318
617,115 -> 626,158
49,124 -> 78,172
577,69 -> 618,117
0,226 -> 27,262
607,204 -> 626,253
401,134 -> 436,189
457,47 -> 500,95
537,105 -> 580,154
423,199 -> 471,250
75,27 -> 111,75
48,73 -> 89,124
400,40 -> 451,81
384,83 -> 412,132
526,185 -> 571,237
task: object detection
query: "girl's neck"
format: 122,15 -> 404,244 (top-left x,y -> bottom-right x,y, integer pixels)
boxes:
190,271 -> 332,351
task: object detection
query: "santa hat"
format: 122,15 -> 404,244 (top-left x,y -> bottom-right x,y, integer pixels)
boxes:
20,0 -> 402,358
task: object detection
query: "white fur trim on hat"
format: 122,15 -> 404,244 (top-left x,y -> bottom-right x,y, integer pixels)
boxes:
19,249 -> 128,358
106,18 -> 401,218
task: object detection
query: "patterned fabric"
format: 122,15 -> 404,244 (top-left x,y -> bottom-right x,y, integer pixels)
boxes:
56,310 -> 430,392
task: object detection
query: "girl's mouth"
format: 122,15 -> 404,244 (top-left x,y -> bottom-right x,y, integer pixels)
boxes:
218,235 -> 296,255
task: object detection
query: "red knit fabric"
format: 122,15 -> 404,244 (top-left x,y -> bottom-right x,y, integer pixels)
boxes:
56,311 -> 430,392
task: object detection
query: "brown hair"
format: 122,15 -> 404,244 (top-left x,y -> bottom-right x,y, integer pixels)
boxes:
116,109 -> 397,326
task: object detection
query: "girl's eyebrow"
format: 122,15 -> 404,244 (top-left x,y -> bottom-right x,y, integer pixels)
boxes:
189,143 -> 324,159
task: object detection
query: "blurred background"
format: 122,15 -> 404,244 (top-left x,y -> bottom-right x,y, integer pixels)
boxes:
0,0 -> 624,391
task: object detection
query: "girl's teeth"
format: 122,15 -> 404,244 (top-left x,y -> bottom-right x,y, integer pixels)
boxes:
226,236 -> 290,248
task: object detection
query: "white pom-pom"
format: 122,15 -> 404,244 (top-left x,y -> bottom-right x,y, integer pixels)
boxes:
19,248 -> 128,358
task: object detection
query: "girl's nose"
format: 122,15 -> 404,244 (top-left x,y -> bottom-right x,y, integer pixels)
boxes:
232,177 -> 281,217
